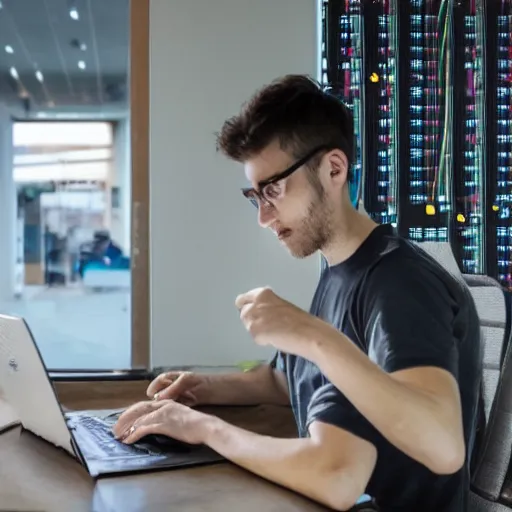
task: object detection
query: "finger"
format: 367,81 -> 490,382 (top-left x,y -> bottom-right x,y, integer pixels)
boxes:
179,391 -> 198,407
120,423 -> 166,444
235,287 -> 264,310
239,302 -> 253,320
113,401 -> 164,438
235,286 -> 275,310
146,372 -> 181,398
235,292 -> 252,311
146,378 -> 171,399
119,407 -> 167,441
156,373 -> 194,401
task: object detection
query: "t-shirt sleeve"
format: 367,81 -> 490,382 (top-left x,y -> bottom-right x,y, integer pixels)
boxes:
360,257 -> 460,378
306,382 -> 381,446
307,256 -> 461,443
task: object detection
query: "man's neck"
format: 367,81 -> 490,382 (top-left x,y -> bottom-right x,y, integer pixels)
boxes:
321,210 -> 379,267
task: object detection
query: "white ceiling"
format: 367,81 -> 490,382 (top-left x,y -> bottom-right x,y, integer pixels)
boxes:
0,0 -> 129,116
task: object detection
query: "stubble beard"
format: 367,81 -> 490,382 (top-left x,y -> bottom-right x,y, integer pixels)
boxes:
286,189 -> 334,259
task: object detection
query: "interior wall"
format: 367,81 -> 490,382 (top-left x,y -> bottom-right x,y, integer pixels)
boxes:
149,0 -> 319,367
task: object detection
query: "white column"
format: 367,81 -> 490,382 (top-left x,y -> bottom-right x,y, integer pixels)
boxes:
0,104 -> 16,301
110,117 -> 131,254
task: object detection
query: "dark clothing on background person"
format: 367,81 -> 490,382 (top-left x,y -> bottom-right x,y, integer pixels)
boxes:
102,241 -> 123,261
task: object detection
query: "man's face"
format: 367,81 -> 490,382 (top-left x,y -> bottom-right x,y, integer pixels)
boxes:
244,142 -> 336,259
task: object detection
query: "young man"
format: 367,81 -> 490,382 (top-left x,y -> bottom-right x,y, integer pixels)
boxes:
114,75 -> 482,511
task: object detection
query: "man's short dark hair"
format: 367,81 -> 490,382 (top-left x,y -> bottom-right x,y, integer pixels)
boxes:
216,74 -> 354,176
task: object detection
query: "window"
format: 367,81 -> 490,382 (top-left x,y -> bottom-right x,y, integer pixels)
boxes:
0,0 -> 149,379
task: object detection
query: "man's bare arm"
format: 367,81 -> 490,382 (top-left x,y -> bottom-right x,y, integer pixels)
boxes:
116,400 -> 376,510
148,364 -> 289,407
203,364 -> 289,405
201,418 -> 376,511
304,321 -> 465,475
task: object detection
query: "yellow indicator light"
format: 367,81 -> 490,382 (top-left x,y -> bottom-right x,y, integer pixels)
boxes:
457,214 -> 466,223
370,72 -> 379,83
492,204 -> 499,212
425,204 -> 436,215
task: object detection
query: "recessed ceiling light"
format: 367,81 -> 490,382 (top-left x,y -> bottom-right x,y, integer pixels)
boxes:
69,8 -> 79,20
79,42 -> 87,51
78,60 -> 86,70
35,71 -> 44,82
9,67 -> 19,80
5,45 -> 14,54
0,1 -> 3,9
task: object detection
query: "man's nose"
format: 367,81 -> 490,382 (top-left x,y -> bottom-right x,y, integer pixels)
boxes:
258,203 -> 276,228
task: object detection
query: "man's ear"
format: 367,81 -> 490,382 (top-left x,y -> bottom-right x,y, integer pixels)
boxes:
326,150 -> 349,186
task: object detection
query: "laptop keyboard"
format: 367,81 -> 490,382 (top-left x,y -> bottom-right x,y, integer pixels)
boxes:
70,414 -> 165,459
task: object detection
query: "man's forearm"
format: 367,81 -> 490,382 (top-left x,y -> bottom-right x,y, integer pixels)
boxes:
203,364 -> 289,406
200,415 -> 357,511
305,322 -> 464,474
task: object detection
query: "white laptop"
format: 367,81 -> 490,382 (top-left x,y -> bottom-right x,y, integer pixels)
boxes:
0,313 -> 223,478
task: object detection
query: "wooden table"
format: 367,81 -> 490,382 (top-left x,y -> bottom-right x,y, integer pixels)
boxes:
0,402 -> 330,512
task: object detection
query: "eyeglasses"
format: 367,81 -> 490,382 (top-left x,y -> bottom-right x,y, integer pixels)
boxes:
241,145 -> 331,209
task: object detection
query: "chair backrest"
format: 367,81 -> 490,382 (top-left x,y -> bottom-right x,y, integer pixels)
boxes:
468,283 -> 512,512
415,240 -> 512,510
468,276 -> 512,504
465,276 -> 508,422
414,241 -> 466,281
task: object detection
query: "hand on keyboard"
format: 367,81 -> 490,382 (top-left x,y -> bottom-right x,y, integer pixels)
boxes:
113,399 -> 210,446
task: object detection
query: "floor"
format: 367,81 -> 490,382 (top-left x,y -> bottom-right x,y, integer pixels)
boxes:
0,285 -> 131,370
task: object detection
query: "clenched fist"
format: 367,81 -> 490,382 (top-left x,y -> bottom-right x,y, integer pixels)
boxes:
235,287 -> 320,358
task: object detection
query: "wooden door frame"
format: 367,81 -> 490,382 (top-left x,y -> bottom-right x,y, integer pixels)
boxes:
130,0 -> 150,370
51,0 -> 151,401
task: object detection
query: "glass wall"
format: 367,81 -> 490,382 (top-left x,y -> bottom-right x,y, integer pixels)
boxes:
6,120 -> 131,369
0,0 -> 131,369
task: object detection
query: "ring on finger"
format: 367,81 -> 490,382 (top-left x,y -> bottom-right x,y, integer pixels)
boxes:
118,424 -> 137,441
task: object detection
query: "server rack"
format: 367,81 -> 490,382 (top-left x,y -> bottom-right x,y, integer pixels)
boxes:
321,0 -> 510,285
321,0 -> 364,207
362,0 -> 399,224
451,0 -> 486,274
397,0 -> 454,243
485,0 -> 512,289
